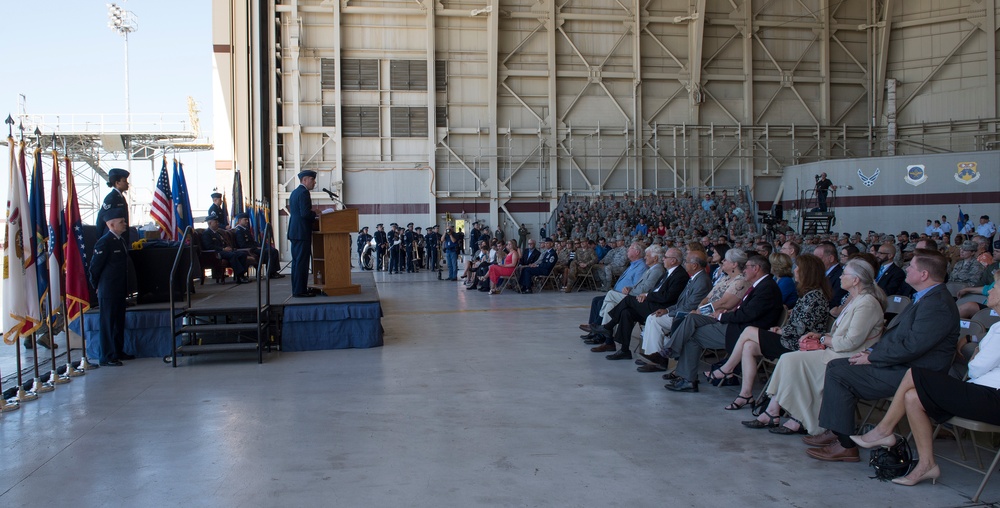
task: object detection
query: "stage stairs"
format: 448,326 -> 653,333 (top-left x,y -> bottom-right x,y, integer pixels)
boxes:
800,211 -> 835,235
166,225 -> 276,366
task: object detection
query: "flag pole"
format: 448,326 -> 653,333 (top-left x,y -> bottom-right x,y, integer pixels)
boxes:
13,341 -> 36,402
0,363 -> 20,411
29,330 -> 52,393
45,293 -> 70,385
58,144 -> 83,377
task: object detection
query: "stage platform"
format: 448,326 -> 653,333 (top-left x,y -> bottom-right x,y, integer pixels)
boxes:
73,271 -> 383,361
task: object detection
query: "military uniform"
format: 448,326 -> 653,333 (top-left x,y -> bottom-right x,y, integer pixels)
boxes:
517,242 -> 558,292
373,225 -> 388,271
288,170 -> 317,296
89,207 -> 131,365
403,223 -> 417,272
950,258 -> 984,285
96,168 -> 130,240
233,214 -> 281,278
207,199 -> 228,229
387,225 -> 401,274
425,226 -> 440,271
566,246 -> 598,292
201,221 -> 249,282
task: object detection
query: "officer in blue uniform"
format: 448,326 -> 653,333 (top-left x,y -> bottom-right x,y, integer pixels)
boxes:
233,212 -> 283,279
89,207 -> 132,366
288,169 -> 318,297
517,237 -> 558,293
96,167 -> 130,240
207,192 -> 229,229
387,223 -> 401,274
373,223 -> 388,271
357,226 -> 372,270
201,212 -> 250,283
403,222 -> 417,272
425,225 -> 439,271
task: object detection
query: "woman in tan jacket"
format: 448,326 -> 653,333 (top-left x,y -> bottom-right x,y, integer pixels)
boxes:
742,258 -> 886,435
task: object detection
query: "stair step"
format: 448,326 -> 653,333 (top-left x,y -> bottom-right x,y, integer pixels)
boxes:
177,323 -> 261,334
175,343 -> 259,355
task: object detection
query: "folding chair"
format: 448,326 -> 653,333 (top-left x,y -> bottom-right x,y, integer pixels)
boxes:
532,272 -> 559,292
497,267 -> 522,294
946,281 -> 972,298
573,268 -> 599,292
972,307 -> 999,330
884,294 -> 912,315
933,417 -> 1000,502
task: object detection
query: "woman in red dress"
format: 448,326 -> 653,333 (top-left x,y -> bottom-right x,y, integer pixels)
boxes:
487,240 -> 521,294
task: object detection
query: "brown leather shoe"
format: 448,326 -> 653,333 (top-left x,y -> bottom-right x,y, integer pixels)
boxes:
640,352 -> 669,366
805,442 -> 860,462
579,324 -> 591,332
802,429 -> 837,447
590,343 -> 616,353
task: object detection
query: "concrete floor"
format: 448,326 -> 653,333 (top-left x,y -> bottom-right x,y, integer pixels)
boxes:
0,270 -> 997,507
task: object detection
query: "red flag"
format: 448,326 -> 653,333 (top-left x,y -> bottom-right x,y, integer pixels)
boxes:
63,156 -> 91,321
48,150 -> 65,312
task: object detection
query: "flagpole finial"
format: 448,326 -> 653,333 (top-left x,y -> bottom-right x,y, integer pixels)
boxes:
33,127 -> 41,146
4,115 -> 13,137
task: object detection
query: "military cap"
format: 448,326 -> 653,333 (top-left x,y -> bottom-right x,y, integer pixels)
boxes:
211,192 -> 222,199
298,169 -> 317,179
107,168 -> 129,187
962,241 -> 978,252
234,212 -> 249,220
104,206 -> 127,221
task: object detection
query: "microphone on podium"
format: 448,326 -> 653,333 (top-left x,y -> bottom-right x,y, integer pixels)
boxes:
321,188 -> 339,200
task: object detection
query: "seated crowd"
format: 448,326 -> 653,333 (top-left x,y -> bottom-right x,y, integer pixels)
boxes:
464,193 -> 998,489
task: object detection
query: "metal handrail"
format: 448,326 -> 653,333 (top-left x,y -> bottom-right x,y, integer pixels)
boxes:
168,226 -> 195,367
255,222 -> 273,362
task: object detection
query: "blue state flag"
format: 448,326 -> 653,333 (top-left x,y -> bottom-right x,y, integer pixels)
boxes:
28,147 -> 50,307
172,160 -> 194,238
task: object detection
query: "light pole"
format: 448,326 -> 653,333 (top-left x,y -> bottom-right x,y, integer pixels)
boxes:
107,3 -> 137,171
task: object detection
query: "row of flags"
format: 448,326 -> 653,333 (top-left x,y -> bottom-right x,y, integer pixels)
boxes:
3,147 -> 266,343
4,139 -> 89,343
150,157 -> 194,240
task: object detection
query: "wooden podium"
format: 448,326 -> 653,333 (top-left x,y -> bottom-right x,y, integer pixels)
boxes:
311,208 -> 361,295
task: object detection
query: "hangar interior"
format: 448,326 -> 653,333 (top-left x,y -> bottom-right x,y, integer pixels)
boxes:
212,0 -> 1000,245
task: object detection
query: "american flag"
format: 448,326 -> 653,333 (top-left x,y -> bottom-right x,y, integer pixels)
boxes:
151,157 -> 173,239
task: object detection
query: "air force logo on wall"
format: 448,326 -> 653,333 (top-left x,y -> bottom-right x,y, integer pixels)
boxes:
857,168 -> 879,187
905,164 -> 927,186
955,162 -> 979,184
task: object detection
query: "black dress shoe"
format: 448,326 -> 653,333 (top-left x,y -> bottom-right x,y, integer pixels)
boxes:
665,378 -> 698,392
269,273 -> 285,279
606,349 -> 632,360
637,363 -> 667,372
662,371 -> 679,381
292,293 -> 316,298
119,353 -> 136,361
583,337 -> 604,345
100,360 -> 123,367
640,352 -> 669,366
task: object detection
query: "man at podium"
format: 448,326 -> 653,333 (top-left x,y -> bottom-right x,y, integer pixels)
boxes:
288,169 -> 318,297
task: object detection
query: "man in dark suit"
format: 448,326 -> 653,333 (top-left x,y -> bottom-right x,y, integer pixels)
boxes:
806,249 -> 959,462
207,192 -> 229,229
816,242 -> 847,307
590,248 -> 689,360
520,239 -> 541,266
233,212 -> 282,279
638,251 -> 713,371
517,237 -> 558,293
425,225 -> 439,271
202,212 -> 249,283
664,255 -> 783,392
387,223 -> 401,274
89,207 -> 132,366
288,169 -> 317,297
96,168 -> 129,239
874,243 -> 909,296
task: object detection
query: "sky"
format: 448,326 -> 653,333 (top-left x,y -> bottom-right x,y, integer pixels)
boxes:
0,0 -> 216,223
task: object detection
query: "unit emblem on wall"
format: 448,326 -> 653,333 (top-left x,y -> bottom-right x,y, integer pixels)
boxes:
955,162 -> 979,184
857,168 -> 880,187
904,164 -> 927,186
